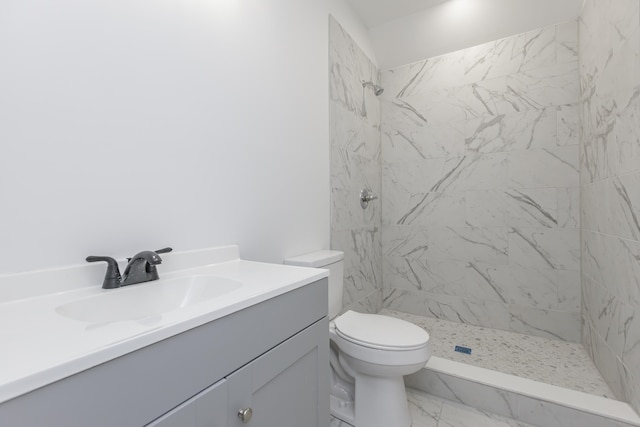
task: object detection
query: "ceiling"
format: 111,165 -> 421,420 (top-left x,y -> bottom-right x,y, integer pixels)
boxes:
345,0 -> 450,28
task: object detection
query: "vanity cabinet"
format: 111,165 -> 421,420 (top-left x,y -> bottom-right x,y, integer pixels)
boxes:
226,319 -> 325,427
148,379 -> 228,427
148,318 -> 325,427
0,278 -> 329,427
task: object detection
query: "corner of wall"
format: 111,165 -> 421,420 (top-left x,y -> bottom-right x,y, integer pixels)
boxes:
327,0 -> 378,66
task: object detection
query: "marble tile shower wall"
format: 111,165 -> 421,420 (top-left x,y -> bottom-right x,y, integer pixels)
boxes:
329,16 -> 382,314
579,0 -> 640,412
380,21 -> 582,341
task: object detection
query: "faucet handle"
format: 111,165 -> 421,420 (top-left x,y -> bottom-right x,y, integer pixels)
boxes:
86,256 -> 122,289
86,255 -> 115,263
126,247 -> 173,263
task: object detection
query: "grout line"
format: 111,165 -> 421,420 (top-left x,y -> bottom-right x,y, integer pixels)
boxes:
582,229 -> 640,244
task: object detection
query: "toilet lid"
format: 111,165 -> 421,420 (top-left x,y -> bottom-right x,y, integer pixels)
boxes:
333,311 -> 429,350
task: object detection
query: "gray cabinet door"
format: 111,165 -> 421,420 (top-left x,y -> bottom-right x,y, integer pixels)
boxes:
227,318 -> 329,427
148,318 -> 328,427
147,379 -> 228,427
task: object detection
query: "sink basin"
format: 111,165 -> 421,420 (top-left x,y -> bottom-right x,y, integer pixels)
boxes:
56,275 -> 242,324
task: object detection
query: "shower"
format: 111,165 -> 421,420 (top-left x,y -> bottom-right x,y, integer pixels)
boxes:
362,80 -> 384,96
329,8 -> 640,424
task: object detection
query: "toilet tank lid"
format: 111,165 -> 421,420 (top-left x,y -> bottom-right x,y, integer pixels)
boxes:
283,250 -> 344,267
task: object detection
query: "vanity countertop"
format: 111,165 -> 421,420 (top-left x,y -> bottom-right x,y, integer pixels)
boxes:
0,246 -> 327,405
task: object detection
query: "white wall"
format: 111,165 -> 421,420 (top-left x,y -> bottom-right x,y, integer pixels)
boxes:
370,0 -> 583,70
328,0 -> 378,65
0,0 -> 330,274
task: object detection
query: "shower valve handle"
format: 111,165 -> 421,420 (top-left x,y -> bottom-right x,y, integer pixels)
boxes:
360,189 -> 378,209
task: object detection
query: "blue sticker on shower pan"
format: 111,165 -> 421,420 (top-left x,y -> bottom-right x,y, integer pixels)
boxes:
454,345 -> 472,355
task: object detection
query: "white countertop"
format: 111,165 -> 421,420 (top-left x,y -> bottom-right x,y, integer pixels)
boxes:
0,246 -> 327,404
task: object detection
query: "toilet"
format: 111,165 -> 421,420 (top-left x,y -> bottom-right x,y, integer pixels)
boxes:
284,251 -> 431,427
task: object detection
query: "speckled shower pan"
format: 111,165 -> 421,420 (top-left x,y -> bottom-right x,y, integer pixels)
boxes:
382,310 -> 640,427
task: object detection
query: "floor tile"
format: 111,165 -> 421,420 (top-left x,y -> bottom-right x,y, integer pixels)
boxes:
408,389 -> 536,427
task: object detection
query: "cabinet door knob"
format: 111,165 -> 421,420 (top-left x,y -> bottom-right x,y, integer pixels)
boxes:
237,407 -> 253,423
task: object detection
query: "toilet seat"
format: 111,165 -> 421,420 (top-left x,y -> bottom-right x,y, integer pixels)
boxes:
330,311 -> 431,368
333,310 -> 429,351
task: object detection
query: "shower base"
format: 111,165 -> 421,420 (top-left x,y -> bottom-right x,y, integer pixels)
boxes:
381,309 -> 640,427
382,309 -> 611,396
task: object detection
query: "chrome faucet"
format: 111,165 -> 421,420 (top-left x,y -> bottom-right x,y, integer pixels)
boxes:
86,247 -> 172,289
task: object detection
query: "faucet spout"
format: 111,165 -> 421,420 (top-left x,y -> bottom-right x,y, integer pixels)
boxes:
121,250 -> 163,286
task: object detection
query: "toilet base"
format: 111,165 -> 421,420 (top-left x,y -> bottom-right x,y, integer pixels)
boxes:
354,374 -> 411,427
329,365 -> 412,427
330,346 -> 356,425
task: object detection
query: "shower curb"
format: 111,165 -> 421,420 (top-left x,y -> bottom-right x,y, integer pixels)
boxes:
406,356 -> 640,427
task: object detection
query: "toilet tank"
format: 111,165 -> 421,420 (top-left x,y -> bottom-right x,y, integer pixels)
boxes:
284,250 -> 344,319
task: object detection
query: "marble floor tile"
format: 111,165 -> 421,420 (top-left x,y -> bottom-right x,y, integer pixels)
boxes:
331,389 -> 536,427
382,309 -> 615,398
408,389 -> 536,427
409,388 -> 443,427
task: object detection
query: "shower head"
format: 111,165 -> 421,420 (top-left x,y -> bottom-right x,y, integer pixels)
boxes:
362,81 -> 384,96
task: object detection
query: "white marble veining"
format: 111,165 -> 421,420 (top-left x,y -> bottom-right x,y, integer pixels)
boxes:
508,146 -> 579,189
380,20 -> 582,341
409,389 -> 537,427
508,304 -> 581,342
580,0 -> 640,414
465,189 -> 558,228
331,227 -> 381,312
382,21 -> 578,99
464,108 -> 557,153
582,174 -> 640,242
382,224 -> 581,340
435,400 -> 534,427
384,287 -> 581,342
383,158 -> 447,197
582,231 -> 640,308
382,190 -> 466,228
385,225 -> 509,266
333,8 -> 639,415
407,358 -> 640,427
329,20 -> 379,123
384,288 -> 514,332
332,389 -> 538,427
558,187 -> 580,228
329,16 -> 382,313
382,53 -> 466,99
344,289 -> 382,315
503,62 -> 580,111
557,104 -> 580,146
507,227 -> 580,271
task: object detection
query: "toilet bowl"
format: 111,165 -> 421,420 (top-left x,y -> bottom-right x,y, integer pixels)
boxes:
284,251 -> 431,427
330,310 -> 430,427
